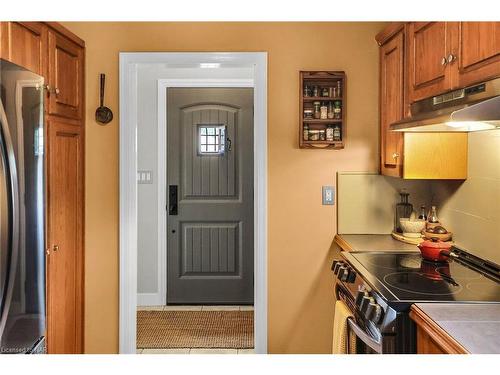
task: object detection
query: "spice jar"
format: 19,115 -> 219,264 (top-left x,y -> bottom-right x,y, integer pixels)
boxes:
320,102 -> 328,120
327,101 -> 334,119
329,87 -> 335,98
309,130 -> 320,141
312,86 -> 319,97
303,85 -> 312,97
337,81 -> 342,97
333,125 -> 341,141
319,129 -> 326,141
313,101 -> 321,119
303,108 -> 314,119
321,87 -> 329,97
333,100 -> 342,119
326,125 -> 334,141
303,124 -> 309,141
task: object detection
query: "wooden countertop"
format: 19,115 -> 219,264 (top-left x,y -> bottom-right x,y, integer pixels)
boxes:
334,234 -> 418,252
411,303 -> 500,354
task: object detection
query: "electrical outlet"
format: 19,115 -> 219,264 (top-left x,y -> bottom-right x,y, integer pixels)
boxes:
322,186 -> 335,205
137,170 -> 153,184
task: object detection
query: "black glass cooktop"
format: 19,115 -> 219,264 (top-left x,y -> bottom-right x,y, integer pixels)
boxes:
349,252 -> 500,302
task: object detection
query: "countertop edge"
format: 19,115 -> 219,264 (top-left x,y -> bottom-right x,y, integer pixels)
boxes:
334,234 -> 353,251
410,305 -> 469,354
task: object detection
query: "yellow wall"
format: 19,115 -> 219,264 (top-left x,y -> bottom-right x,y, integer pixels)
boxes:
61,22 -> 384,354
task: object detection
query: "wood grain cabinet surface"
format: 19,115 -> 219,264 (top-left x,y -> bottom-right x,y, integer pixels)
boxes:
0,22 -> 47,76
410,305 -> 468,354
453,22 -> 500,88
46,120 -> 84,354
407,21 -> 500,102
376,21 -> 500,180
379,27 -> 405,177
1,21 -> 85,354
47,30 -> 84,120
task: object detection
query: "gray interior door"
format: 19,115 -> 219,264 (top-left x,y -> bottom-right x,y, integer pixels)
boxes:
167,88 -> 254,304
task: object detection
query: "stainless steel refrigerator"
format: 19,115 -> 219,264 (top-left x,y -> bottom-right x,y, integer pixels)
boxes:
0,59 -> 45,354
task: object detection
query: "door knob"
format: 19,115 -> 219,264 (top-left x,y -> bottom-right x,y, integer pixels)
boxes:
55,87 -> 60,95
53,245 -> 59,252
392,153 -> 399,159
441,57 -> 448,66
447,54 -> 456,64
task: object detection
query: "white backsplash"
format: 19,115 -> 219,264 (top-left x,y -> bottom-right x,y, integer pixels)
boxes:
337,172 -> 434,234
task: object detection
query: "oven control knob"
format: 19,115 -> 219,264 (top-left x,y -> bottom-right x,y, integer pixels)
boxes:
360,295 -> 372,313
355,290 -> 368,307
333,261 -> 343,275
346,269 -> 356,283
364,299 -> 378,320
331,260 -> 339,271
338,266 -> 349,281
371,303 -> 384,325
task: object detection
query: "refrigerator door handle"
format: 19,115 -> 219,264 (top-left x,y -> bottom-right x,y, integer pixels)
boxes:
0,99 -> 20,341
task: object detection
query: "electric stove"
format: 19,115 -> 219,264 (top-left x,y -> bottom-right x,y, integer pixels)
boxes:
332,247 -> 500,353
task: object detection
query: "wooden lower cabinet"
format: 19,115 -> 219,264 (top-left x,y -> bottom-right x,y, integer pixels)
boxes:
46,119 -> 84,353
410,305 -> 467,354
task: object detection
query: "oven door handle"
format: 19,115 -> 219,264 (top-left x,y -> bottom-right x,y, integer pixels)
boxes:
347,317 -> 382,354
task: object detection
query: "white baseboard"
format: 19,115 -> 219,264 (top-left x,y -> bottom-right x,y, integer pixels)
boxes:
137,293 -> 164,306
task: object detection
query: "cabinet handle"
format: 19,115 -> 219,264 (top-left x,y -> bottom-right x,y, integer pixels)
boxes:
447,54 -> 456,64
392,153 -> 399,159
55,87 -> 60,95
52,245 -> 59,252
441,57 -> 448,66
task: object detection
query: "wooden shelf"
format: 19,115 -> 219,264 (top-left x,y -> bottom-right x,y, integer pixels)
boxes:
299,71 -> 346,149
301,141 -> 345,149
303,119 -> 342,123
303,96 -> 343,101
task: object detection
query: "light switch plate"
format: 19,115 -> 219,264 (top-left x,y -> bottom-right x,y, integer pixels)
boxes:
322,186 -> 335,205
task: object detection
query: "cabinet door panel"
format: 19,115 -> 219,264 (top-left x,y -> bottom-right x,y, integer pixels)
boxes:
46,119 -> 84,353
455,22 -> 500,87
407,22 -> 451,102
380,31 -> 404,177
48,31 -> 83,120
0,22 -> 47,75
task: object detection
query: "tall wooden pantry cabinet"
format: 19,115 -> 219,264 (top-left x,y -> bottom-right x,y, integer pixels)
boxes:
0,22 -> 85,353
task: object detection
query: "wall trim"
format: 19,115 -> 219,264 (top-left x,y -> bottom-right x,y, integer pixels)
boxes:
119,52 -> 268,354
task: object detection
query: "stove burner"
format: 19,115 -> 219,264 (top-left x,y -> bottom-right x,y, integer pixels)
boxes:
383,272 -> 463,296
361,254 -> 422,270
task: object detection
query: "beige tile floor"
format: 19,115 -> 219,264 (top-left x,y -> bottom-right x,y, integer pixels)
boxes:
137,305 -> 255,354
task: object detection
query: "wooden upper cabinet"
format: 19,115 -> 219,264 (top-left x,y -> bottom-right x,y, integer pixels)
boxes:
452,22 -> 500,88
48,30 -> 84,120
0,22 -> 47,76
407,22 -> 452,102
380,30 -> 404,177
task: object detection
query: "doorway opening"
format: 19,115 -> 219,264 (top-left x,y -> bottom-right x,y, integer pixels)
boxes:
119,53 -> 268,354
138,85 -> 254,353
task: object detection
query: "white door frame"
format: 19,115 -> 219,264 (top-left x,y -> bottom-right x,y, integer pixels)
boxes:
119,53 -> 268,354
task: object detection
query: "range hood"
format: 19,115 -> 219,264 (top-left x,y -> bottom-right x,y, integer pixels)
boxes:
391,77 -> 500,132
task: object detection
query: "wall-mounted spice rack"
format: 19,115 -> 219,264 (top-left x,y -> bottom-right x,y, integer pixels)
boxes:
299,71 -> 346,149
